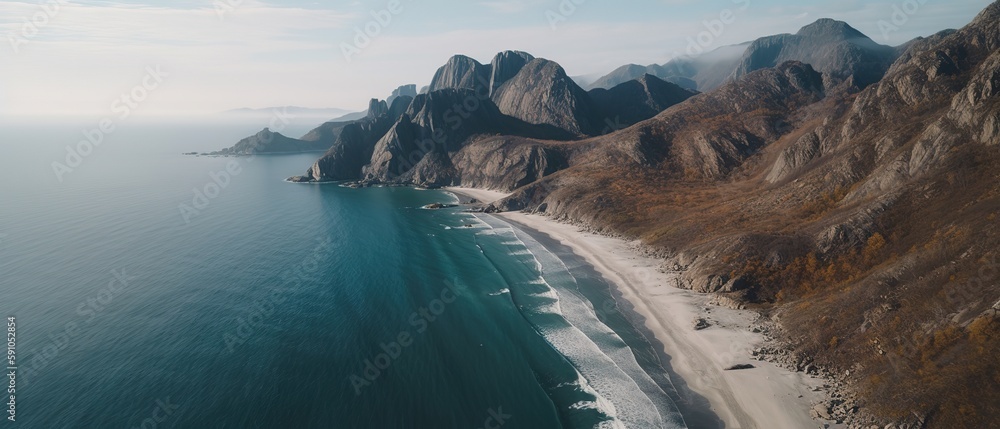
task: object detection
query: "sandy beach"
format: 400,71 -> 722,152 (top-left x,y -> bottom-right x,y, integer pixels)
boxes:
446,187 -> 834,429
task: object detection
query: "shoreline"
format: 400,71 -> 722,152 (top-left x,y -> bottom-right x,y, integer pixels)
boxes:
445,187 -> 835,429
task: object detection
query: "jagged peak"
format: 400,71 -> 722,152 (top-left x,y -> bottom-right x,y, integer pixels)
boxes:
489,51 -> 537,96
796,18 -> 869,41
972,0 -> 1000,24
491,50 -> 534,62
443,54 -> 484,67
367,98 -> 388,119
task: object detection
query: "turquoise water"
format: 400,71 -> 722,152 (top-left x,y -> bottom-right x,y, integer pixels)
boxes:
0,119 -> 686,428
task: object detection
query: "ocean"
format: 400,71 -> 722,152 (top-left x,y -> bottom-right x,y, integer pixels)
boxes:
0,119 -> 686,428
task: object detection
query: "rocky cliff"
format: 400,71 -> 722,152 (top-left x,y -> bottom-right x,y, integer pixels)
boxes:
386,84 -> 417,106
488,51 -> 535,96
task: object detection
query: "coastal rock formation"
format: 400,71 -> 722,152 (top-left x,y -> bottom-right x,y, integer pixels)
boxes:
450,136 -> 568,191
208,127 -> 328,156
305,114 -> 396,181
363,88 -> 574,184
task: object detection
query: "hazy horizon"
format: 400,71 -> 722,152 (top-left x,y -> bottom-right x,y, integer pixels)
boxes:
0,0 -> 990,117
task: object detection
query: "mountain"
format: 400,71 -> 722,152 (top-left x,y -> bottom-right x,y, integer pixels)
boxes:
298,86 -> 574,185
474,5 -> 998,428
286,51 -> 697,185
427,55 -> 491,92
329,110 -> 368,122
591,18 -> 897,93
291,53 -> 704,185
206,128 -> 327,156
731,18 -> 897,88
588,43 -> 749,91
488,50 -> 535,96
588,74 -> 699,127
386,84 -> 417,106
491,58 -> 602,136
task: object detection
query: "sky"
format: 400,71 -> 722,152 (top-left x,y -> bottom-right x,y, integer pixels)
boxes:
0,0 -> 991,117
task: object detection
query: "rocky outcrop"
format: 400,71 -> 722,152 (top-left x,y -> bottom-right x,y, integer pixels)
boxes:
588,74 -> 698,129
363,88 -> 563,183
305,115 -> 395,181
386,84 -> 417,106
387,95 -> 413,119
731,19 -> 897,89
367,98 -> 388,119
489,51 -> 535,96
428,55 -> 491,93
492,58 -> 602,136
450,136 -> 568,191
765,130 -> 823,183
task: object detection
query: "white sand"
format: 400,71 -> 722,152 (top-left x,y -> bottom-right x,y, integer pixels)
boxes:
497,211 -> 835,429
443,187 -> 511,204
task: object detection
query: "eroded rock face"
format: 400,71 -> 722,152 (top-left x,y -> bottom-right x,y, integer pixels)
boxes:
489,51 -> 535,97
307,115 -> 395,181
947,50 -> 1000,145
492,58 -> 601,136
450,136 -> 568,191
363,89 -> 508,182
428,55 -> 490,93
386,84 -> 417,106
387,95 -> 413,119
766,131 -> 822,183
367,99 -> 388,119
